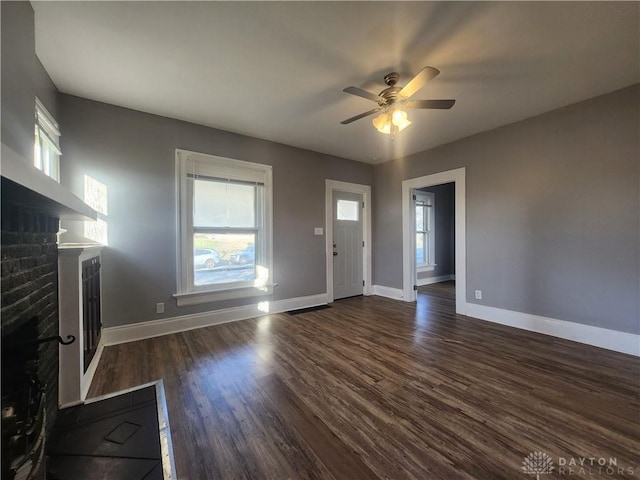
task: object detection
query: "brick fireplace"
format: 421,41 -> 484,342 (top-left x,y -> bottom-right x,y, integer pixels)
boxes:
1,202 -> 61,479
1,145 -> 98,479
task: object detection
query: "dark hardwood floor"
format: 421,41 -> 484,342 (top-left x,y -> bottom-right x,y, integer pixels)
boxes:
89,283 -> 640,479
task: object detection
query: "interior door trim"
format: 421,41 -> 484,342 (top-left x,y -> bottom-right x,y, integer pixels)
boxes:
402,167 -> 466,315
325,180 -> 372,303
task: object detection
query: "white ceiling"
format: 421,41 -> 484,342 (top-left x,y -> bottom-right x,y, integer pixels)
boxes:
32,1 -> 639,164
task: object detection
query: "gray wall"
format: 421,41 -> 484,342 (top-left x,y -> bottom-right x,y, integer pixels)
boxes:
417,182 -> 455,280
373,84 -> 639,335
1,1 -> 58,160
5,2 -> 638,335
58,94 -> 372,327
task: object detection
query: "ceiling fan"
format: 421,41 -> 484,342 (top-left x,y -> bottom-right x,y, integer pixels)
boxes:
341,66 -> 455,138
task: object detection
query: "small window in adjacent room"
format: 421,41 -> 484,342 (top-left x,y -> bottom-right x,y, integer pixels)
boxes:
416,191 -> 435,268
34,98 -> 61,181
84,175 -> 108,245
175,149 -> 273,306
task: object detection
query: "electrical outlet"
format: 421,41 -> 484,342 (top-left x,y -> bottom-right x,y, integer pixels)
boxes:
156,302 -> 165,314
475,290 -> 482,300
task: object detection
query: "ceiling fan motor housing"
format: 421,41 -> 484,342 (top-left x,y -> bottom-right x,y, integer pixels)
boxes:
379,72 -> 403,106
383,72 -> 400,86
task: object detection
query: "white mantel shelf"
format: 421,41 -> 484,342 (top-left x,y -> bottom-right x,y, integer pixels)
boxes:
58,243 -> 105,253
1,143 -> 97,221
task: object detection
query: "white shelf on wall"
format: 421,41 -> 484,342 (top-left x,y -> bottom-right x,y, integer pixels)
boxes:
1,143 -> 97,221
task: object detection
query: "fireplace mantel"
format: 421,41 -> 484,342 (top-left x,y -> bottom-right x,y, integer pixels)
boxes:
1,143 -> 96,221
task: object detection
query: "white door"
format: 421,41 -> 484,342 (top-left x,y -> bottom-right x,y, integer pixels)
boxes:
333,191 -> 363,299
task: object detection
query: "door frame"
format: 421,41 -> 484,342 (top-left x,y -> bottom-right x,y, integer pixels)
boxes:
402,168 -> 466,314
325,180 -> 372,303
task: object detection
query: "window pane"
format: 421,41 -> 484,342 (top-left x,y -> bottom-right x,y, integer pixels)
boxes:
337,200 -> 359,221
194,180 -> 255,228
416,205 -> 424,231
425,233 -> 431,264
416,233 -> 425,264
193,233 -> 256,286
35,100 -> 61,182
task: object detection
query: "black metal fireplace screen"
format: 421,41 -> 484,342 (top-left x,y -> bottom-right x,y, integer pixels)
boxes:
82,257 -> 101,372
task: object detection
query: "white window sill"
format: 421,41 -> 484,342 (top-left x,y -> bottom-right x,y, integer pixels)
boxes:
173,283 -> 276,306
417,264 -> 436,273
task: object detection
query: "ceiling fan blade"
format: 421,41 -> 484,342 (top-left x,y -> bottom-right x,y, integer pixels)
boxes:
343,86 -> 385,103
405,99 -> 456,109
340,107 -> 382,125
399,67 -> 440,98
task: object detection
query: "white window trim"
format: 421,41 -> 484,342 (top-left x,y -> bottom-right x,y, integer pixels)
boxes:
415,191 -> 435,269
174,149 -> 274,306
417,265 -> 436,273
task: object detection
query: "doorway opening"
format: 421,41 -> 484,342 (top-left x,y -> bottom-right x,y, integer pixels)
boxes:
414,183 -> 455,287
402,168 -> 466,314
414,182 -> 456,308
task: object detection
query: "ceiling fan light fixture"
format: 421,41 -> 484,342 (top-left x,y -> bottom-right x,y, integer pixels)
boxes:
394,112 -> 412,132
372,112 -> 392,134
391,109 -> 407,126
372,109 -> 411,136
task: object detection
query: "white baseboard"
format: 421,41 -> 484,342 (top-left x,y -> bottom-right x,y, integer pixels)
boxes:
102,293 -> 328,346
417,274 -> 454,286
101,291 -> 638,357
465,303 -> 640,357
372,285 -> 404,301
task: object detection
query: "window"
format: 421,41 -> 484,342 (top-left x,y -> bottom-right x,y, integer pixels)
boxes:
336,200 -> 359,221
175,149 -> 273,306
34,98 -> 61,181
415,191 -> 435,268
83,175 -> 108,245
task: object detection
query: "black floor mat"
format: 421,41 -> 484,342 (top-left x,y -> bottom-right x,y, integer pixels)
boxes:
287,305 -> 331,315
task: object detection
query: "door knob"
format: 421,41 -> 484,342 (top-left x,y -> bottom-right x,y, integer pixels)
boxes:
333,251 -> 338,256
